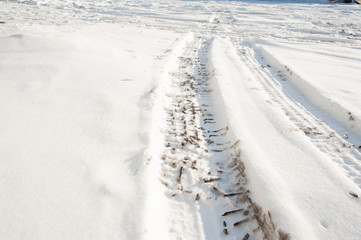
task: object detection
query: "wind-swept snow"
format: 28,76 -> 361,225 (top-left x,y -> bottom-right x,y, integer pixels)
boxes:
1,0 -> 361,240
0,25 -> 181,240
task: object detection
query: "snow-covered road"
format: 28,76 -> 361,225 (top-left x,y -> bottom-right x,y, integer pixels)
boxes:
1,0 -> 361,239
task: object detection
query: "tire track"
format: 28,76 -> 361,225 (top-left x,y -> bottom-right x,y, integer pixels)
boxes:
233,40 -> 361,190
154,35 -> 289,240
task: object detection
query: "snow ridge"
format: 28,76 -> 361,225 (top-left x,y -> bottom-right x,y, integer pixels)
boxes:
233,40 -> 361,190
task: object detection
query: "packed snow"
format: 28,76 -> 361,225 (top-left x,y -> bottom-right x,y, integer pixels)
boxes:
1,0 -> 361,240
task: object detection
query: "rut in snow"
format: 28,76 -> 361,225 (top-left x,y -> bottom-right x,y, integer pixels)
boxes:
233,40 -> 361,190
156,35 -> 289,240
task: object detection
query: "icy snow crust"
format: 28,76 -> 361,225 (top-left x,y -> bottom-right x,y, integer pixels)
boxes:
1,0 -> 361,240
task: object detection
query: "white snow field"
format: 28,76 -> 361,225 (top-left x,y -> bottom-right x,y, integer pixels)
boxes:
1,0 -> 361,240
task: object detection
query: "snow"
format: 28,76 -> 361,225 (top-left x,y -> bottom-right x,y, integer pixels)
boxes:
210,37 -> 361,239
1,0 -> 361,240
0,24 -> 181,239
253,40 -> 361,139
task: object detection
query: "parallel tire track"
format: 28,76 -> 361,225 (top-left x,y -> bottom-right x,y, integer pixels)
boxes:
154,35 -> 289,240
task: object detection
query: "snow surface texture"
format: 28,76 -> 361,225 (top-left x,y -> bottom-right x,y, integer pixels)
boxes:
1,0 -> 361,240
